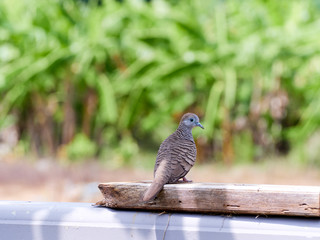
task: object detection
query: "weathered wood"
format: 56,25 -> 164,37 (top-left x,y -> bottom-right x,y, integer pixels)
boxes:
96,182 -> 320,217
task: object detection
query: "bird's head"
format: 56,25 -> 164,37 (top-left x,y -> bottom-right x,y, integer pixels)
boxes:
180,113 -> 204,130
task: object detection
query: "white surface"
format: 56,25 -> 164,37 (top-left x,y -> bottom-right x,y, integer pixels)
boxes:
0,201 -> 319,240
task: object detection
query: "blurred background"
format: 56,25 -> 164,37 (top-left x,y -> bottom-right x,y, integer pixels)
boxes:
1,0 -> 320,202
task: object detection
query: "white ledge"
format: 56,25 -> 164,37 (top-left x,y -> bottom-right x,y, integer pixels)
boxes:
0,201 -> 320,240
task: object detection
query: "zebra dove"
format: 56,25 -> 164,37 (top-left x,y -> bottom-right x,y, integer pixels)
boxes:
142,113 -> 204,202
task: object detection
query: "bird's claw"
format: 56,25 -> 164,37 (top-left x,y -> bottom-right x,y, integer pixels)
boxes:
183,177 -> 193,182
177,177 -> 193,183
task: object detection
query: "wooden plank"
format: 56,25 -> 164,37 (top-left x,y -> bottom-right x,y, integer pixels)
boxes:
96,182 -> 320,217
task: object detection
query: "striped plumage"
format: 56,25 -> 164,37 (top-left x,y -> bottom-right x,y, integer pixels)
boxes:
142,113 -> 204,202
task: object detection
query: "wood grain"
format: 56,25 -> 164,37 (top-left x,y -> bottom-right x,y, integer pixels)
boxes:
96,182 -> 320,217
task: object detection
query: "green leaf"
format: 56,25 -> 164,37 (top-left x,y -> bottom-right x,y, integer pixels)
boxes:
204,81 -> 223,137
96,74 -> 118,124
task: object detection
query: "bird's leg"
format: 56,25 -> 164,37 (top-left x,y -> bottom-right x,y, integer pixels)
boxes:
182,176 -> 193,182
177,177 -> 193,183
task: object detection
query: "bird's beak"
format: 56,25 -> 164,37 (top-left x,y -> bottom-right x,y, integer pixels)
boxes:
196,122 -> 204,129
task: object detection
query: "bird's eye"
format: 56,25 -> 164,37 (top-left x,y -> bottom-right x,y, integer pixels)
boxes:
190,118 -> 194,122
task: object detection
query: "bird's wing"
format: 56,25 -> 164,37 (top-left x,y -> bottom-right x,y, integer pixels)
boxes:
143,137 -> 196,202
168,139 -> 196,183
154,138 -> 171,176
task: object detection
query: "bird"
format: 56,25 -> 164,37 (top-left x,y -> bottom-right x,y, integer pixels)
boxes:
142,113 -> 204,202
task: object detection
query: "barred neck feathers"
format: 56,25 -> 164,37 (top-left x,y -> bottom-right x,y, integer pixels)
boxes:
174,126 -> 194,141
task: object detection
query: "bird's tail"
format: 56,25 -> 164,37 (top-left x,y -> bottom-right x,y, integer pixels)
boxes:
142,181 -> 164,202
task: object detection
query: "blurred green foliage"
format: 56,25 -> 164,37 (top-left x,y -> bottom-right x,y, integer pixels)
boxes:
1,0 -> 320,164
67,133 -> 97,160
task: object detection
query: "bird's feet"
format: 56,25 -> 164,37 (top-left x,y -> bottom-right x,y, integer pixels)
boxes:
183,177 -> 193,182
178,177 -> 193,183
